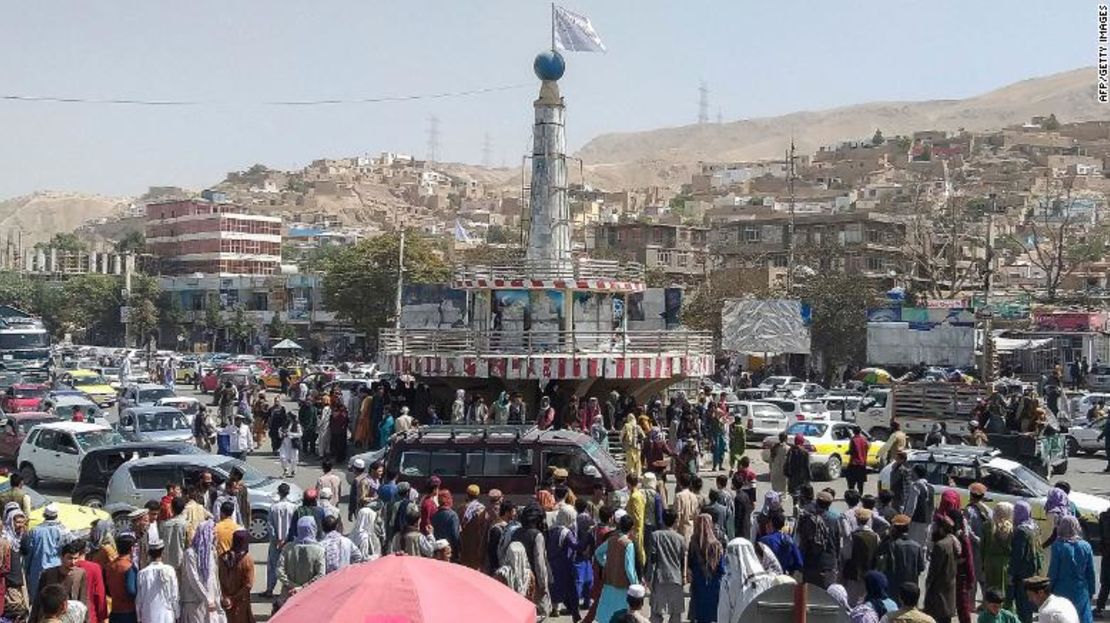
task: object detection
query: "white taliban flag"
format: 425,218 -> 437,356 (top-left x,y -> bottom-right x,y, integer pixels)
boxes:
553,5 -> 607,52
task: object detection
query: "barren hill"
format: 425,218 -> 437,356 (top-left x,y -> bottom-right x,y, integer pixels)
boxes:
575,67 -> 1102,189
0,191 -> 127,248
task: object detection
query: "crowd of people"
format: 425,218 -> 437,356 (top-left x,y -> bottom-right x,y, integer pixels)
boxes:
0,466 -> 258,623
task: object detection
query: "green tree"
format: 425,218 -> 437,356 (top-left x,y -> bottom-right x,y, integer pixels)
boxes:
0,272 -> 37,311
794,271 -> 879,384
114,231 -> 147,254
871,129 -> 884,146
267,313 -> 296,340
454,244 -> 523,266
129,298 -> 159,349
157,291 -> 185,346
53,274 -> 124,344
485,225 -> 514,245
37,232 -> 87,253
200,295 -> 225,352
1042,113 -> 1060,131
227,305 -> 253,353
321,231 -> 451,349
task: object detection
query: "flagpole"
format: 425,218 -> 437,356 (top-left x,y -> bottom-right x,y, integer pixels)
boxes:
551,2 -> 556,52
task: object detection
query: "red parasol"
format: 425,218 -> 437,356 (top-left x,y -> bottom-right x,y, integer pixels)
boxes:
270,554 -> 536,623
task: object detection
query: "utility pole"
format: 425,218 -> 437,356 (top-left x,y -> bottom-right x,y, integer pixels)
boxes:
123,253 -> 134,347
394,229 -> 405,330
980,194 -> 996,382
697,81 -> 709,125
786,139 -> 797,294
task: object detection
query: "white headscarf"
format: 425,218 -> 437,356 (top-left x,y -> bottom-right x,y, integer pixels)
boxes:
348,505 -> 380,560
717,538 -> 779,623
3,505 -> 24,553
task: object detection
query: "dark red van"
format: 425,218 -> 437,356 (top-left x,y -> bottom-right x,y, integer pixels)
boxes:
384,425 -> 627,506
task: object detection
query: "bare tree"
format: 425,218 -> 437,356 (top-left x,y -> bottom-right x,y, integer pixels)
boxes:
903,182 -> 983,300
1003,173 -> 1108,302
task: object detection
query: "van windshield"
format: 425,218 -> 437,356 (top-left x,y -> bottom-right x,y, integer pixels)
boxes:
583,439 -> 622,477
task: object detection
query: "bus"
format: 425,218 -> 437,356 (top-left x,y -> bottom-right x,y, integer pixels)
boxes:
0,316 -> 51,371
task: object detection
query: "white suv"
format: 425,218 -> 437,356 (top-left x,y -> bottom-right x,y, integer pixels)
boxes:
17,421 -> 123,486
764,398 -> 831,422
732,401 -> 789,440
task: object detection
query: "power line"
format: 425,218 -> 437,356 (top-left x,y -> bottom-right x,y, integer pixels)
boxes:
0,83 -> 530,107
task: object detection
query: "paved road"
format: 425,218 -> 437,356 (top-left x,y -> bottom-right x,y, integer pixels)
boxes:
30,385 -> 1110,620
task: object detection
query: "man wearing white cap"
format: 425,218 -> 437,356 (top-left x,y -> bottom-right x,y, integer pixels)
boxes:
24,502 -> 70,599
619,584 -> 651,623
136,536 -> 180,623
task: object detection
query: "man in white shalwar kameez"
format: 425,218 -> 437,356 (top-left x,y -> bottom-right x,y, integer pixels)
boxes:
136,537 -> 180,623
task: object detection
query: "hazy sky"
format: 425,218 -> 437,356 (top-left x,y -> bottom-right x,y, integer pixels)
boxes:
0,1 -> 1092,198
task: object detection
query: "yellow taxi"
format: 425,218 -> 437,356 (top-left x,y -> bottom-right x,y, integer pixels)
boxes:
0,476 -> 110,533
262,366 -> 304,390
59,369 -> 118,408
770,420 -> 886,481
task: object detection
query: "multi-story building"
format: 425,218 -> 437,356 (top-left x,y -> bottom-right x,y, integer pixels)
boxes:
710,211 -> 908,278
145,199 -> 282,275
590,222 -> 711,279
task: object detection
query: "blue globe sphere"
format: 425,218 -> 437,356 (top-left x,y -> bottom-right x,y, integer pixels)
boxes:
533,50 -> 566,81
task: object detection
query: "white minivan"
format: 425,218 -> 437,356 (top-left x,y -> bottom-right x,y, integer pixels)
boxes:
17,422 -> 123,486
764,398 -> 831,423
731,401 -> 789,441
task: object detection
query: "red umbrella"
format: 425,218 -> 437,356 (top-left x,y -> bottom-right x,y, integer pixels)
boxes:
271,554 -> 536,623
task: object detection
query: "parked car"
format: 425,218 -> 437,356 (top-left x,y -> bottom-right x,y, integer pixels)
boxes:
0,371 -> 23,393
733,401 -> 790,441
780,382 -> 828,399
117,406 -> 194,444
217,371 -> 257,393
384,425 -> 626,508
89,366 -> 124,391
262,366 -> 305,390
759,375 -> 802,389
56,370 -> 117,408
1087,365 -> 1110,392
2,384 -> 48,413
198,369 -> 220,394
0,412 -> 62,462
155,396 -> 204,419
175,359 -> 199,384
1070,393 -> 1110,425
733,388 -> 777,402
820,395 -> 864,422
17,421 -> 124,486
71,441 -> 206,507
118,383 -> 176,411
1065,416 -> 1107,456
763,398 -> 831,422
878,446 -> 1110,549
762,421 -> 886,480
42,395 -> 109,426
0,476 -> 110,532
105,454 -> 300,541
